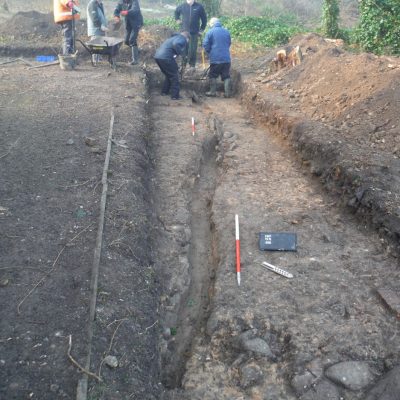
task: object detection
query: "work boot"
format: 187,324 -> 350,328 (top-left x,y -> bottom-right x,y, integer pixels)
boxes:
205,78 -> 217,97
224,78 -> 232,98
130,46 -> 139,65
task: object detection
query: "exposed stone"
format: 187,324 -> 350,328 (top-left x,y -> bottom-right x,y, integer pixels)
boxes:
377,288 -> 400,316
103,355 -> 118,368
50,384 -> 59,392
365,365 -> 400,400
300,379 -> 340,400
162,327 -> 171,339
206,310 -> 221,336
242,338 -> 274,358
239,361 -> 264,389
84,137 -> 97,146
293,352 -> 314,367
306,358 -> 324,379
0,278 -> 9,287
8,382 -> 20,390
325,361 -> 376,391
291,371 -> 316,395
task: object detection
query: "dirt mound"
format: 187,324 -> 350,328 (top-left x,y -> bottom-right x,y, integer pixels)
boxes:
0,11 -> 57,39
267,33 -> 400,156
0,11 -> 87,40
245,33 -> 400,158
139,25 -> 176,62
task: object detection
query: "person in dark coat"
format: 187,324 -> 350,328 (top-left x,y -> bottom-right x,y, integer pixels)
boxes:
154,32 -> 190,100
114,0 -> 143,64
202,17 -> 232,98
174,0 -> 207,69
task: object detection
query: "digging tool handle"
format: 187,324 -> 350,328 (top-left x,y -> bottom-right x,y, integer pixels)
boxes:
72,16 -> 75,54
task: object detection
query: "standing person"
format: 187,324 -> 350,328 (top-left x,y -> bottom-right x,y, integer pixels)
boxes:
87,0 -> 108,65
114,0 -> 143,65
154,32 -> 190,100
174,0 -> 207,70
202,17 -> 232,98
53,0 -> 80,55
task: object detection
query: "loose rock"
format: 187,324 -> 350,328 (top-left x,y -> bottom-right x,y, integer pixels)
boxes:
325,361 -> 377,391
300,379 -> 340,400
103,355 -> 118,368
239,361 -> 264,388
365,365 -> 400,400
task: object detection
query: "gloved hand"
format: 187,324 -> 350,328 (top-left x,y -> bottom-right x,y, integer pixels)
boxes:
67,1 -> 80,13
101,25 -> 109,32
120,10 -> 128,16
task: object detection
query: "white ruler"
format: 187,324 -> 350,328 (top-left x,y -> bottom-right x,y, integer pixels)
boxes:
261,261 -> 293,279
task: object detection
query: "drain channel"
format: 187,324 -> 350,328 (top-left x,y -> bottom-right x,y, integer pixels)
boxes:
161,133 -> 220,388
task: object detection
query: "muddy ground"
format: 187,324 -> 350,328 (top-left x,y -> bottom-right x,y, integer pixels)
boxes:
1,10 -> 400,400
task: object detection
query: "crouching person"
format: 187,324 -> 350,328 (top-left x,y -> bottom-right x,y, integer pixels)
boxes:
154,32 -> 190,100
202,17 -> 232,98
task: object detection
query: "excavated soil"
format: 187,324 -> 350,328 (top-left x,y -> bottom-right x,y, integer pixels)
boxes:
1,10 -> 400,400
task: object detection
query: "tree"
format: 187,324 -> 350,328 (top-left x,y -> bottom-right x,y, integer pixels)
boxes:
321,0 -> 339,38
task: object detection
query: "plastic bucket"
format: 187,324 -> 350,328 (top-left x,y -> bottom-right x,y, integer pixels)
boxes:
58,54 -> 77,70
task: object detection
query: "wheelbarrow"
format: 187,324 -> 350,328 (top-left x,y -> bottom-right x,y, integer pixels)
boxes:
77,37 -> 124,69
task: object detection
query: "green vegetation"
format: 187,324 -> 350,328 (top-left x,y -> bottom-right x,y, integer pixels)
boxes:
145,0 -> 400,55
222,16 -> 302,47
144,16 -> 179,29
145,14 -> 304,48
354,0 -> 400,55
321,0 -> 340,38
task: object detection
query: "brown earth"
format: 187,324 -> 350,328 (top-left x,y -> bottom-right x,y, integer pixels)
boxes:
1,10 -> 400,400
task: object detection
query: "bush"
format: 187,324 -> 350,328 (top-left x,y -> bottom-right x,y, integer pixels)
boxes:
221,16 -> 303,47
144,16 -> 179,30
145,14 -> 304,49
355,0 -> 400,55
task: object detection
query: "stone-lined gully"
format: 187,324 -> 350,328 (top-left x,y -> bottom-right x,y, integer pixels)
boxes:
145,69 -> 400,400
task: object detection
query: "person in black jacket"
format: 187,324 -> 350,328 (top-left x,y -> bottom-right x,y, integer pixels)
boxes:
174,0 -> 207,69
154,32 -> 190,100
114,0 -> 143,64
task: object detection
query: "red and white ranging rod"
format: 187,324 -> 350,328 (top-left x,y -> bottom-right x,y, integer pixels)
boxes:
235,214 -> 241,286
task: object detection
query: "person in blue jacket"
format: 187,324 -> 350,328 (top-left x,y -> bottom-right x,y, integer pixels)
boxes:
202,17 -> 232,98
87,0 -> 108,65
175,0 -> 207,69
114,0 -> 143,65
154,32 -> 190,100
